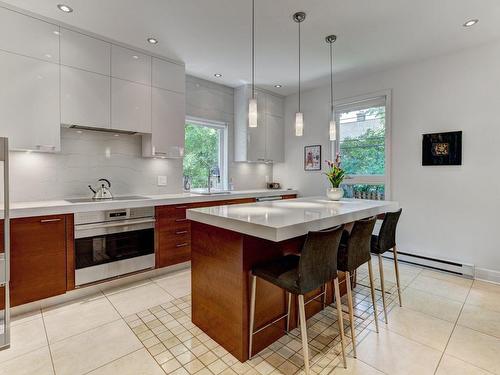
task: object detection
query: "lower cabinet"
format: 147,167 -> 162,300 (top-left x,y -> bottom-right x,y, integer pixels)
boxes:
4,215 -> 69,307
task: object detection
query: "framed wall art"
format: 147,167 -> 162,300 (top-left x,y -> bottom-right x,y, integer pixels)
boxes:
304,145 -> 321,171
422,131 -> 462,166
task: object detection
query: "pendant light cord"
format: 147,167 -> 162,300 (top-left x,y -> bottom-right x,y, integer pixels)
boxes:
251,0 -> 255,99
298,20 -> 301,112
330,42 -> 334,114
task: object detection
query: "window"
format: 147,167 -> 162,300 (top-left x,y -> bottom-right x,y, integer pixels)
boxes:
183,117 -> 228,190
332,92 -> 391,199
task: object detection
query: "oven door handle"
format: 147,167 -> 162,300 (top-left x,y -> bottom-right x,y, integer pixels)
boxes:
75,218 -> 155,232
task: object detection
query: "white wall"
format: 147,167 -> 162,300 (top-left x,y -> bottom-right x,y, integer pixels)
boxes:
5,76 -> 273,202
274,40 -> 500,277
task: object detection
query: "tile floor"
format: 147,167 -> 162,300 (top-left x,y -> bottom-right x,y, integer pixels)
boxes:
1,260 -> 500,374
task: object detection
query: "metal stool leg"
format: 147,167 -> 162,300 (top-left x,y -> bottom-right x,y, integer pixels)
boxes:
393,246 -> 403,307
334,278 -> 347,369
367,259 -> 379,333
377,254 -> 388,324
345,271 -> 357,358
286,292 -> 292,332
248,275 -> 257,359
298,295 -> 310,375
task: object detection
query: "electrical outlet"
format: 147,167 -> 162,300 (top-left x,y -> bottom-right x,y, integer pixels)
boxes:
157,175 -> 167,186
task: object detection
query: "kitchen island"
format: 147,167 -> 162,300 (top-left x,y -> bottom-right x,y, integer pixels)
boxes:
187,197 -> 399,362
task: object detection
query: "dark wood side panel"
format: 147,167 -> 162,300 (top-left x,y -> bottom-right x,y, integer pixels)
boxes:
65,214 -> 75,290
281,194 -> 298,200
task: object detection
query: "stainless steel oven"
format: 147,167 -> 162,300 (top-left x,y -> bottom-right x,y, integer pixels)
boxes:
74,207 -> 155,286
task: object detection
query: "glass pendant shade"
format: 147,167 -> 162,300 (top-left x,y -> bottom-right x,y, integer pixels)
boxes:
295,112 -> 304,136
248,98 -> 258,128
329,118 -> 336,141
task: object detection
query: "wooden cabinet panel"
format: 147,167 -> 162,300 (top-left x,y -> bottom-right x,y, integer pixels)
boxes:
9,215 -> 68,307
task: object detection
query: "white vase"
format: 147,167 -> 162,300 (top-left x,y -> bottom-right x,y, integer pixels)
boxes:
326,187 -> 344,201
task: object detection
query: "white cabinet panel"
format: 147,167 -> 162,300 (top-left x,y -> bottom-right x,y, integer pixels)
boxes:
152,58 -> 185,93
265,114 -> 284,162
266,94 -> 284,117
60,29 -> 110,75
0,7 -> 59,63
0,51 -> 60,151
61,66 -> 111,129
111,78 -> 151,133
112,45 -> 151,85
143,87 -> 185,158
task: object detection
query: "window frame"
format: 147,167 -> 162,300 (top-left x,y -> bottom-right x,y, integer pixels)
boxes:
331,89 -> 392,199
185,116 -> 229,190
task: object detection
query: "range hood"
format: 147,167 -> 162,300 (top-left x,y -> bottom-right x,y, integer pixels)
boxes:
63,124 -> 139,136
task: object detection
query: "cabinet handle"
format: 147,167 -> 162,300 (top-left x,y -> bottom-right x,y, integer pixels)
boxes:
176,242 -> 189,248
175,230 -> 188,235
40,218 -> 62,223
175,218 -> 188,222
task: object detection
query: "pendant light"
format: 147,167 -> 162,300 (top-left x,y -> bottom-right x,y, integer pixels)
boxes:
326,35 -> 337,141
248,0 -> 258,128
293,12 -> 306,137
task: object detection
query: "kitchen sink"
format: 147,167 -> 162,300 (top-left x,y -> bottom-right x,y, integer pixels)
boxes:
65,195 -> 149,203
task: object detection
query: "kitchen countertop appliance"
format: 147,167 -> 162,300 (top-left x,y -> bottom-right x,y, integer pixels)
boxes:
74,206 -> 155,286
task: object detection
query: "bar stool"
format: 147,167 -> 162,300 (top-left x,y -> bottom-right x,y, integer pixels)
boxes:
337,216 -> 380,358
248,226 -> 347,374
371,208 -> 403,323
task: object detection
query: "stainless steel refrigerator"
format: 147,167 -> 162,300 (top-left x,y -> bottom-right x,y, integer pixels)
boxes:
0,137 -> 10,350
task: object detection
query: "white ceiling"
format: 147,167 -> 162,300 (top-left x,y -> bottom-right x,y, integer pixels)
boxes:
3,0 -> 500,95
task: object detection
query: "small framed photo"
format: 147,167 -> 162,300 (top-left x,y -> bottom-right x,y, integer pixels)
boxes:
422,131 -> 462,166
304,145 -> 321,171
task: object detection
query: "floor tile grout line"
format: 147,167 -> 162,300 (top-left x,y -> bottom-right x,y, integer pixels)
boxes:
442,352 -> 497,375
40,311 -> 57,375
432,278 -> 473,375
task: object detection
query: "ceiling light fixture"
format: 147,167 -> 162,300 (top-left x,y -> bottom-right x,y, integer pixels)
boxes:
274,85 -> 282,88
326,34 -> 337,141
248,0 -> 258,128
147,37 -> 158,44
57,4 -> 73,13
463,19 -> 479,27
293,11 -> 306,137
214,73 -> 222,78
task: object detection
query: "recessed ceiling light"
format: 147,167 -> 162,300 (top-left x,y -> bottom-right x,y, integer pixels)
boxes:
214,73 -> 222,78
57,4 -> 73,13
53,30 -> 60,35
463,19 -> 479,27
274,85 -> 282,88
147,37 -> 158,44
132,55 -> 139,59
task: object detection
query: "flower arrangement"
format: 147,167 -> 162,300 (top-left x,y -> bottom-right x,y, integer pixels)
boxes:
324,154 -> 345,188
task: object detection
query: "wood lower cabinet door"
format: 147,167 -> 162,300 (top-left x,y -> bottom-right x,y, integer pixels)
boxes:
10,215 -> 68,307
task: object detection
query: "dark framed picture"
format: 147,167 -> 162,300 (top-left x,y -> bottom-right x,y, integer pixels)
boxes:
422,131 -> 462,166
304,145 -> 321,171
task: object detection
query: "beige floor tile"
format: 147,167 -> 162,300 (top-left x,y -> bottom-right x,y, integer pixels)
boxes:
0,317 -> 48,363
420,269 -> 473,288
10,307 -> 42,327
446,325 -> 500,374
101,278 -> 152,296
87,348 -> 164,375
436,355 -> 494,375
382,306 -> 454,350
467,281 -> 500,313
43,296 -> 121,343
356,329 -> 441,375
153,269 -> 191,298
401,287 -> 463,322
458,304 -> 500,339
0,346 -> 54,375
331,357 -> 384,374
409,274 -> 471,302
51,320 -> 141,375
106,282 -> 174,316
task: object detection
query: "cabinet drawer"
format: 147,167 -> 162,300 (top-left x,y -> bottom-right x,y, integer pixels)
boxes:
157,231 -> 191,267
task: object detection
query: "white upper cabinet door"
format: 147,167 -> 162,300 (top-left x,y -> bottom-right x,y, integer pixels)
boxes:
111,78 -> 151,133
112,45 -> 151,85
0,7 -> 59,63
61,66 -> 111,129
152,58 -> 185,93
265,114 -> 284,162
265,94 -> 284,118
0,51 -> 60,151
146,87 -> 185,158
60,29 -> 110,75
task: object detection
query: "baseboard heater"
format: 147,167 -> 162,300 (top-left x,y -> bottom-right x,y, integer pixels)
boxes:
382,250 -> 474,278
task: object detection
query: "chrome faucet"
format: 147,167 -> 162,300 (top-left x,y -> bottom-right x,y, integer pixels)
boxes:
207,166 -> 220,193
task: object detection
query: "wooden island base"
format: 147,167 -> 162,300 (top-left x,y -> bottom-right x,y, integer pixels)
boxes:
191,221 -> 350,362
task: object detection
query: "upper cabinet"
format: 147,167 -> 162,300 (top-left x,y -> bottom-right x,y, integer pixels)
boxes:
234,85 -> 285,162
0,7 -> 59,63
152,58 -> 185,93
60,29 -> 110,75
112,46 -> 151,85
111,78 -> 151,133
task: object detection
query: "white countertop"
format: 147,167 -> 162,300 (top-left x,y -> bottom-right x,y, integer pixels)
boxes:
187,197 -> 399,242
0,189 -> 297,219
